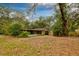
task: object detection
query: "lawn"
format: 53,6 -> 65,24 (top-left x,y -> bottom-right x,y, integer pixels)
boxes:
0,35 -> 79,56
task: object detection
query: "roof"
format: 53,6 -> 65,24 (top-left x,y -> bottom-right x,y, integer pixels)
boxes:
22,28 -> 48,31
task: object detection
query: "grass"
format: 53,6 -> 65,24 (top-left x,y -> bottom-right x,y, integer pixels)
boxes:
0,35 -> 79,56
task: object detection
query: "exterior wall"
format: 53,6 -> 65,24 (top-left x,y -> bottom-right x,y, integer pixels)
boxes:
42,31 -> 45,35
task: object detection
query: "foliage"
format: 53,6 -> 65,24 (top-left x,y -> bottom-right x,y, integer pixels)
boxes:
75,29 -> 79,36
68,29 -> 79,36
1,3 -> 79,37
52,19 -> 64,36
68,32 -> 76,36
29,16 -> 53,31
30,16 -> 47,29
67,4 -> 79,33
8,23 -> 22,36
19,31 -> 30,37
0,28 -> 4,34
0,17 -> 12,34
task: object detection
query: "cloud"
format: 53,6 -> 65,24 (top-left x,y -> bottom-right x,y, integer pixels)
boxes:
30,3 -> 56,9
25,16 -> 30,19
9,12 -> 16,18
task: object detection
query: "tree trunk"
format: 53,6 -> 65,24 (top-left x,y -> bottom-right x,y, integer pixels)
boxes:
58,3 -> 68,36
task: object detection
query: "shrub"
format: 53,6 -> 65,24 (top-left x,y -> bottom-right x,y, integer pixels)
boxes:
8,23 -> 22,36
52,19 -> 64,36
68,29 -> 79,36
19,31 -> 30,37
68,32 -> 76,36
0,28 -> 4,34
0,25 -> 5,34
53,27 -> 64,36
75,29 -> 79,36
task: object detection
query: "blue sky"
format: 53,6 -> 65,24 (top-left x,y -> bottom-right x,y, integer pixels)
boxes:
1,3 -> 55,19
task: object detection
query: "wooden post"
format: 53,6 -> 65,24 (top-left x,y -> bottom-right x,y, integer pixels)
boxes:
42,31 -> 45,35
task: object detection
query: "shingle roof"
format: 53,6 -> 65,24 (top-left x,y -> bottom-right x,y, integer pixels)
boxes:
22,28 -> 48,31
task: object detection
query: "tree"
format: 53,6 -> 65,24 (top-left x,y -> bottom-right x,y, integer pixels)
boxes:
58,3 -> 68,36
0,4 -> 29,35
26,3 -> 69,36
30,16 -> 47,29
8,23 -> 22,36
0,5 -> 12,34
67,4 -> 79,32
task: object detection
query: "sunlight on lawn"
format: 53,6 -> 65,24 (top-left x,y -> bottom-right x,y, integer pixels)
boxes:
0,35 -> 79,56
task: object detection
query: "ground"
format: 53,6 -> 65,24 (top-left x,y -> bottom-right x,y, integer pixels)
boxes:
0,35 -> 79,56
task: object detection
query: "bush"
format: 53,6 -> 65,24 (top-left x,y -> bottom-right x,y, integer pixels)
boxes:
0,25 -> 5,34
75,29 -> 79,36
68,32 -> 76,36
8,23 -> 22,36
0,28 -> 4,34
19,31 -> 30,37
68,29 -> 79,36
52,19 -> 64,36
53,27 -> 64,36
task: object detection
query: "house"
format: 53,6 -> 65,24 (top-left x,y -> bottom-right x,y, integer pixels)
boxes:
22,28 -> 49,35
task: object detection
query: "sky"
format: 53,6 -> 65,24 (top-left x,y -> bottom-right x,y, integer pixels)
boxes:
0,3 -> 55,20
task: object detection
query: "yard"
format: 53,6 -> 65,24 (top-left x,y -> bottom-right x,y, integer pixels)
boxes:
0,35 -> 79,56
